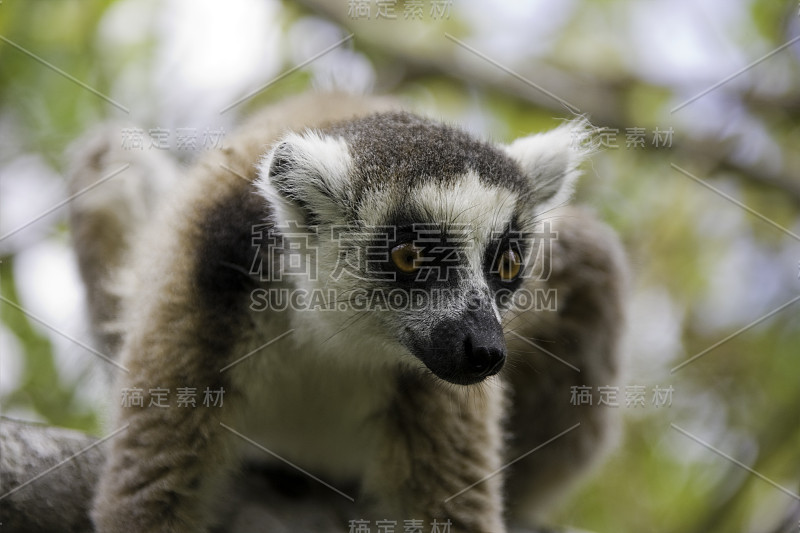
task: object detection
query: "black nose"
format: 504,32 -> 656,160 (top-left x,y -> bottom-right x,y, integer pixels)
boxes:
410,305 -> 507,385
464,335 -> 506,378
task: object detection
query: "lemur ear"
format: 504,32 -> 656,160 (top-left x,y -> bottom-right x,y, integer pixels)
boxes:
503,119 -> 594,215
255,131 -> 352,226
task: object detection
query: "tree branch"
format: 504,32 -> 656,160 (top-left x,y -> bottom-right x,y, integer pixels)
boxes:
0,417 -> 572,533
0,417 -> 102,533
0,417 -> 365,533
293,0 -> 800,206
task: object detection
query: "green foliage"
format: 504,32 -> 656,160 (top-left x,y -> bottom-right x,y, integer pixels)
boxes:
0,257 -> 99,432
750,0 -> 796,42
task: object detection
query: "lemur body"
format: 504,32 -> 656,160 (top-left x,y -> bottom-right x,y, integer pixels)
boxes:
69,93 -> 626,532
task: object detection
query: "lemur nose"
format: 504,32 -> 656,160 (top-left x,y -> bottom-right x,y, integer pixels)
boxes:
464,336 -> 506,378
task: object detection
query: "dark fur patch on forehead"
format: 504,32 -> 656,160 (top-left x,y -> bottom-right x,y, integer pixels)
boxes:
324,112 -> 529,195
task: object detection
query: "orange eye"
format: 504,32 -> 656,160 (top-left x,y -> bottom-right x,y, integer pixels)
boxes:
391,242 -> 422,274
496,249 -> 522,281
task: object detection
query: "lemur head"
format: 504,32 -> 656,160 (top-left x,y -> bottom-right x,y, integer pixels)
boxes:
256,112 -> 590,385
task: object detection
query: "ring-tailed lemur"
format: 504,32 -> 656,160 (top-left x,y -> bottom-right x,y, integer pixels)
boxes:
69,93 -> 626,533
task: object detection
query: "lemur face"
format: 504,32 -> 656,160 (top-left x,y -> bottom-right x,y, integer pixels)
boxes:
257,112 -> 589,385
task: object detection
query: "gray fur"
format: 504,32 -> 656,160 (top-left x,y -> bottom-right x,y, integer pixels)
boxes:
327,112 -> 530,194
69,93 -> 626,533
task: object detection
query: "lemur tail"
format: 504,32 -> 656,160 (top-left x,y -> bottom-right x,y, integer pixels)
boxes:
67,125 -> 179,356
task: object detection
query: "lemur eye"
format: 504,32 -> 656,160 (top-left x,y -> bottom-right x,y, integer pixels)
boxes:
496,249 -> 522,281
391,242 -> 422,274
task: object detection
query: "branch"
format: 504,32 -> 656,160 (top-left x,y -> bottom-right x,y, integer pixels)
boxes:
0,417 -> 102,532
0,417 -> 361,533
293,0 -> 800,206
1,417 -> 570,533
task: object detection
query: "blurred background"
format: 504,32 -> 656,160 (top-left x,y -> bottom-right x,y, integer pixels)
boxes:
1,0 -> 799,531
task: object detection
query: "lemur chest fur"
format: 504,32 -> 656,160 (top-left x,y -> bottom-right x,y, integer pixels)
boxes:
231,323 -> 396,480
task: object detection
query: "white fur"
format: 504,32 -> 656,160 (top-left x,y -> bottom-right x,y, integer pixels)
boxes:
504,118 -> 594,215
255,131 -> 353,226
412,170 -> 517,274
231,315 -> 397,480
